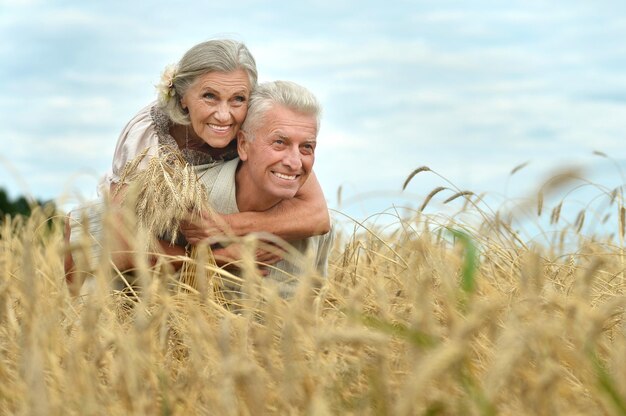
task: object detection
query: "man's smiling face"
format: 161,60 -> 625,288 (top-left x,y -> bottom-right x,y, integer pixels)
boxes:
237,104 -> 318,205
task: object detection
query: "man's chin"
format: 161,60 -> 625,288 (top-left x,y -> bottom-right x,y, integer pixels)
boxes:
270,189 -> 299,201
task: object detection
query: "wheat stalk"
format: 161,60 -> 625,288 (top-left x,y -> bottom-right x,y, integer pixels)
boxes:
117,145 -> 218,292
420,186 -> 447,212
510,161 -> 530,176
402,166 -> 431,191
443,191 -> 474,204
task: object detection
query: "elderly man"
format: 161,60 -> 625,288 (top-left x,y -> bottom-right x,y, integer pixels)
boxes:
65,80 -> 331,298
188,80 -> 332,299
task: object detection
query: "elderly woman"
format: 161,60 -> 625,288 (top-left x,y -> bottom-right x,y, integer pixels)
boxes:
65,39 -> 329,291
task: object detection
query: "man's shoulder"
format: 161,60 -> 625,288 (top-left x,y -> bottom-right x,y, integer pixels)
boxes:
194,158 -> 240,214
195,158 -> 239,186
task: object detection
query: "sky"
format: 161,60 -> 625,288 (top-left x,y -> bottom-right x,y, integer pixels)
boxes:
2,0 -> 626,234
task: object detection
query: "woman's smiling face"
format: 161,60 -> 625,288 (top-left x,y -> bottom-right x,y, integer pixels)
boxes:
180,69 -> 251,148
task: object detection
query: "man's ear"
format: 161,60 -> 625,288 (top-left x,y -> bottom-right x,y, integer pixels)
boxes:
237,130 -> 249,161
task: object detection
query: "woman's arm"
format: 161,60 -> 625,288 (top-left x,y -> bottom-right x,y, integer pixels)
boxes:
108,182 -> 188,272
181,172 -> 330,244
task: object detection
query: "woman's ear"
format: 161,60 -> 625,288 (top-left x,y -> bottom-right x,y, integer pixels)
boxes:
237,131 -> 249,161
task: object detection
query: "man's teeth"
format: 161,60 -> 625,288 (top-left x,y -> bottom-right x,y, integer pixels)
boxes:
274,172 -> 297,180
209,124 -> 230,131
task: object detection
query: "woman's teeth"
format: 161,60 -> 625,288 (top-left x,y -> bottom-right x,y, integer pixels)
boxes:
209,124 -> 230,132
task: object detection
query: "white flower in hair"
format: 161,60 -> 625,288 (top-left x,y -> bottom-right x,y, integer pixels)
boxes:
156,64 -> 178,103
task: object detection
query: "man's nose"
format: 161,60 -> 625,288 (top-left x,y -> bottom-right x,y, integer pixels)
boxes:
283,146 -> 302,170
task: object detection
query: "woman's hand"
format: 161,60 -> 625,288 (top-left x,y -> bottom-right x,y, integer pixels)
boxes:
213,242 -> 284,276
180,209 -> 231,244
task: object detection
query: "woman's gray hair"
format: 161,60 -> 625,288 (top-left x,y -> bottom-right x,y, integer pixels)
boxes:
242,80 -> 321,140
158,39 -> 258,125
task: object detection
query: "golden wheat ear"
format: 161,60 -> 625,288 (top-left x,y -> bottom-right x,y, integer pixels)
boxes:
117,144 -> 219,292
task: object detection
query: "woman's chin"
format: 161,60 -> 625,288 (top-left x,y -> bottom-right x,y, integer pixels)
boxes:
203,135 -> 235,149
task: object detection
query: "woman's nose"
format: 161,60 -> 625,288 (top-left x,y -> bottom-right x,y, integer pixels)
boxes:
214,102 -> 230,122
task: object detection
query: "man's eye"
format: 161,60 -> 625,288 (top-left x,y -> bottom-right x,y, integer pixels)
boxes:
301,144 -> 315,154
272,139 -> 287,148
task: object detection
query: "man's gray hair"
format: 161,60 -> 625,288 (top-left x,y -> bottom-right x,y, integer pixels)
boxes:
242,80 -> 321,140
158,39 -> 258,125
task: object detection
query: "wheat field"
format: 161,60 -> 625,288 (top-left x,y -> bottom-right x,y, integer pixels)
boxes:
1,169 -> 626,415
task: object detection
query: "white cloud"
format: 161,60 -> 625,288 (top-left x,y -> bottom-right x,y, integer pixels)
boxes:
3,0 -> 626,222
0,0 -> 40,8
43,8 -> 100,27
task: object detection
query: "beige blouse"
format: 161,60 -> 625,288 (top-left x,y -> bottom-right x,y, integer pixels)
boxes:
100,102 -> 237,192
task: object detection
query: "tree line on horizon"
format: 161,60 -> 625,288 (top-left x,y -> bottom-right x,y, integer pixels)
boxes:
0,187 -> 54,220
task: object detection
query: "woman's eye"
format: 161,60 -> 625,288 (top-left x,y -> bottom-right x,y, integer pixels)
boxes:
233,95 -> 246,103
203,92 -> 216,100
